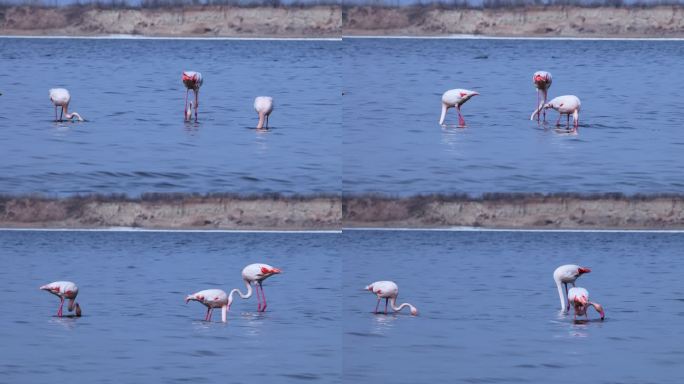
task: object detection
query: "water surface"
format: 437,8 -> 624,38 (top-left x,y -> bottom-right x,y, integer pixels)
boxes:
343,229 -> 684,383
343,38 -> 684,195
0,230 -> 341,383
0,38 -> 341,195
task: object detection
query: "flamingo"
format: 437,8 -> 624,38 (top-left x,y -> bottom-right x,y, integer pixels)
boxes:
230,263 -> 282,312
544,95 -> 581,130
40,281 -> 82,317
365,281 -> 418,316
49,88 -> 84,122
182,71 -> 203,122
530,71 -> 552,122
553,264 -> 591,313
439,89 -> 479,127
186,288 -> 242,323
254,96 -> 274,129
568,287 -> 605,321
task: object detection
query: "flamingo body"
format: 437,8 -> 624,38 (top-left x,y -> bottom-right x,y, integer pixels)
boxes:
254,96 -> 274,129
186,289 -> 232,322
553,264 -> 591,312
365,280 -> 418,316
530,70 -> 552,121
182,71 -> 203,121
544,95 -> 581,129
439,88 -> 479,127
49,88 -> 83,122
568,287 -> 605,320
40,280 -> 81,317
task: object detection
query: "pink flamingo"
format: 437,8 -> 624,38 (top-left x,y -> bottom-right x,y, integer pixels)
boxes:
254,96 -> 274,129
365,281 -> 418,316
439,89 -> 479,128
231,263 -> 282,312
568,287 -> 605,321
182,71 -> 203,122
530,71 -> 552,122
49,88 -> 84,122
186,288 -> 242,323
544,95 -> 581,130
40,281 -> 82,317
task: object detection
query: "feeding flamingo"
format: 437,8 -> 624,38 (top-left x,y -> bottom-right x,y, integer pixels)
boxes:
254,96 -> 274,129
553,264 -> 591,313
182,71 -> 203,122
49,88 -> 84,122
439,89 -> 479,127
186,288 -> 243,323
568,287 -> 605,321
230,263 -> 282,312
530,71 -> 552,122
365,281 -> 418,316
544,95 -> 581,130
40,281 -> 82,317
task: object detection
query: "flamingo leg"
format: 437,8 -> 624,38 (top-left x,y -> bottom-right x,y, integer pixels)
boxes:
556,114 -> 561,127
260,283 -> 268,312
54,106 -> 58,122
265,114 -> 269,128
194,90 -> 199,122
385,298 -> 389,314
542,91 -> 548,121
204,306 -> 211,321
255,283 -> 262,312
564,283 -> 569,312
57,297 -> 64,317
457,105 -> 466,127
536,90 -> 540,122
374,298 -> 380,314
59,107 -> 64,122
566,114 -> 570,128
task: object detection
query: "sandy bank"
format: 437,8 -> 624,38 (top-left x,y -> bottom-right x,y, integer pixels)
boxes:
0,5 -> 341,37
0,195 -> 341,230
343,194 -> 684,229
343,5 -> 684,37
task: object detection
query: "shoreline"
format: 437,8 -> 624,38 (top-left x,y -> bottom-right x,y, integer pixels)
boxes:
3,193 -> 684,230
1,5 -> 683,38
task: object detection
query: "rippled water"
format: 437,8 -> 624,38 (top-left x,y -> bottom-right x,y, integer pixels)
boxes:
0,38 -> 341,196
0,230 -> 341,383
343,230 -> 684,384
343,38 -> 684,195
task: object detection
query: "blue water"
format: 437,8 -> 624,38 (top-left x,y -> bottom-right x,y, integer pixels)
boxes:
0,38 -> 341,196
343,38 -> 684,195
343,230 -> 684,384
0,230 -> 341,383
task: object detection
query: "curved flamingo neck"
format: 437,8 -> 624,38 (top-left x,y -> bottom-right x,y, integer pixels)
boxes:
232,279 -> 253,300
389,297 -> 416,314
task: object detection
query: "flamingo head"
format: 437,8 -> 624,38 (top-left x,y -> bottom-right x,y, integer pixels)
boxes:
578,267 -> 591,275
40,284 -> 59,293
185,293 -> 203,304
260,266 -> 281,276
591,302 -> 605,320
410,306 -> 419,316
75,303 -> 82,317
364,284 -> 373,292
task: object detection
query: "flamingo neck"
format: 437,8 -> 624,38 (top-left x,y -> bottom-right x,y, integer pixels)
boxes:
232,279 -> 253,299
66,112 -> 84,121
556,279 -> 566,312
389,297 -> 417,314
439,103 -> 448,125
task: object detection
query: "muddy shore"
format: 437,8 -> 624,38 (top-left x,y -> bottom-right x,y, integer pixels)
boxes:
2,194 -> 684,230
1,5 -> 683,38
0,5 -> 341,37
343,5 -> 684,37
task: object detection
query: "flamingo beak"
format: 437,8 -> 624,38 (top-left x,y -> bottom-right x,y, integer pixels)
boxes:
272,268 -> 282,274
472,92 -> 480,97
185,296 -> 192,304
578,267 -> 591,274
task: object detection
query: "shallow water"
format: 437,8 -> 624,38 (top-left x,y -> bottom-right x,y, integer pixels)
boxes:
343,38 -> 684,195
0,231 -> 341,383
0,38 -> 341,195
343,230 -> 684,384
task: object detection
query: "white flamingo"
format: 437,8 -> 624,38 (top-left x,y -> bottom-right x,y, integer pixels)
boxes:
553,264 -> 591,312
186,288 -> 242,323
40,281 -> 82,317
365,281 -> 418,316
254,96 -> 274,129
530,71 -> 552,121
182,71 -> 203,122
231,263 -> 282,312
49,88 -> 84,122
544,95 -> 581,130
568,287 -> 605,321
439,89 -> 479,127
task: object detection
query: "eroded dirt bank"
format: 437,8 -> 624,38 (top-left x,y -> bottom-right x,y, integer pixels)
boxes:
343,194 -> 684,229
0,5 -> 341,37
343,5 -> 684,37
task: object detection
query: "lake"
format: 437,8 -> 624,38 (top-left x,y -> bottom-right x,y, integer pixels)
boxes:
343,38 -> 684,195
0,230 -> 341,383
0,38 -> 341,196
343,229 -> 684,384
